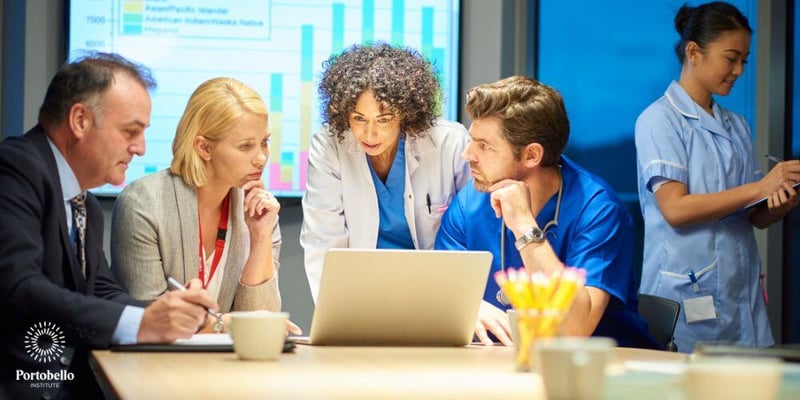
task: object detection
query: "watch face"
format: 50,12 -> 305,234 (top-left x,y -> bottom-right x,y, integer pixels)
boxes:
532,228 -> 545,242
515,226 -> 546,250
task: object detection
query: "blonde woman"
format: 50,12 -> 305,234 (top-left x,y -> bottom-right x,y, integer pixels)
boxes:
112,77 -> 298,333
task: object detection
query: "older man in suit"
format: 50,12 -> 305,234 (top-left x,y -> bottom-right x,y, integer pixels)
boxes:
0,53 -> 219,399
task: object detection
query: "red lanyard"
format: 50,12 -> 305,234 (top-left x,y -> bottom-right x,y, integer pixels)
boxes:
198,193 -> 230,289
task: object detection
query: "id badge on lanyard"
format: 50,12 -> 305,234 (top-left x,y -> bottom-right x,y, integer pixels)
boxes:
682,270 -> 718,323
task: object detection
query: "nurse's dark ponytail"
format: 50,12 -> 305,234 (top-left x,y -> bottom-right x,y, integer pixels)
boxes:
674,1 -> 751,64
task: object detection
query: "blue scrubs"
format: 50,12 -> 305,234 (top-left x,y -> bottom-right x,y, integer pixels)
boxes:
435,156 -> 657,348
369,137 -> 414,249
635,81 -> 773,352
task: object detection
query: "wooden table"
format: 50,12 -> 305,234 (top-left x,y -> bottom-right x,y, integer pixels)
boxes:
91,345 -> 689,399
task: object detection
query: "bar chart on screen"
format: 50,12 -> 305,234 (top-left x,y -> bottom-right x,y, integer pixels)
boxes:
69,0 -> 461,197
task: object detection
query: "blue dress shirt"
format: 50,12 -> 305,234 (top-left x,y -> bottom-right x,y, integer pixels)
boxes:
48,138 -> 144,344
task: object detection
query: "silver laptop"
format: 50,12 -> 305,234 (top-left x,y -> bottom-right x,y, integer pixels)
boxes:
307,249 -> 492,346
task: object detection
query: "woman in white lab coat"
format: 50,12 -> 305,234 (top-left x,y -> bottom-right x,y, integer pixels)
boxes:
301,43 -> 470,301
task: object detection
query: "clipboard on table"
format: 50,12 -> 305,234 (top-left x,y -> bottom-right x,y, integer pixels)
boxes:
110,333 -> 233,352
110,334 -> 296,353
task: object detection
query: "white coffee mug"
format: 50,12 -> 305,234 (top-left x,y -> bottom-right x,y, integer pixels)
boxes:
228,311 -> 289,361
684,356 -> 783,400
535,337 -> 616,400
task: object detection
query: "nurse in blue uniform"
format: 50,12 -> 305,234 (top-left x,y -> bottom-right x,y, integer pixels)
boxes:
437,76 -> 657,348
635,1 -> 800,352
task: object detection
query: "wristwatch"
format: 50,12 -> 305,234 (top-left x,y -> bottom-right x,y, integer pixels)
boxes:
514,226 -> 545,250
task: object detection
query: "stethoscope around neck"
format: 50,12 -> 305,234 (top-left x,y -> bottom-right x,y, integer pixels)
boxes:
496,172 -> 563,306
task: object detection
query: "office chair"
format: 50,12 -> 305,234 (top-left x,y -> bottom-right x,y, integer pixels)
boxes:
637,293 -> 680,352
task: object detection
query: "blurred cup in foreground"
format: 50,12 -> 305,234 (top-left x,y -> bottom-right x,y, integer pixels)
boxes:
229,311 -> 289,361
684,356 -> 783,400
535,336 -> 616,400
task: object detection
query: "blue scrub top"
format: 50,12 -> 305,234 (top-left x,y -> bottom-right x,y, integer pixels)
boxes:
635,81 -> 773,352
369,136 -> 414,249
435,156 -> 657,349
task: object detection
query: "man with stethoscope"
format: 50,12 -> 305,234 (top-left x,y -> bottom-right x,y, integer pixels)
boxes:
435,76 -> 658,349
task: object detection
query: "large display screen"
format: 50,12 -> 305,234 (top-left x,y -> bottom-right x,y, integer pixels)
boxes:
68,0 -> 461,197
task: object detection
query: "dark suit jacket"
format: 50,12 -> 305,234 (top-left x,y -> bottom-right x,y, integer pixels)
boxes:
0,126 -> 144,400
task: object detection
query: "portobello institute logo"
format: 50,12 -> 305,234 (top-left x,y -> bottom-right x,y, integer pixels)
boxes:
16,321 -> 73,388
24,322 -> 66,363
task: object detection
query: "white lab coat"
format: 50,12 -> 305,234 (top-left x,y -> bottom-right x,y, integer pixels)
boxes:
301,119 -> 470,301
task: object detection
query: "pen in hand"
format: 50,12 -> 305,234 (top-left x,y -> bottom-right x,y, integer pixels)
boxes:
765,154 -> 784,164
166,276 -> 222,320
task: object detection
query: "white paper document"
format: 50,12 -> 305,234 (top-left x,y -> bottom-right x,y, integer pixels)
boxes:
173,333 -> 233,346
622,361 -> 687,375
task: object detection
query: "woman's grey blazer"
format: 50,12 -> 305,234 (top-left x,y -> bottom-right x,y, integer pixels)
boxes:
110,169 -> 281,312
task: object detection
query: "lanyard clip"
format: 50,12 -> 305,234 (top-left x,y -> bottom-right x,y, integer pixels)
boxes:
688,270 -> 699,292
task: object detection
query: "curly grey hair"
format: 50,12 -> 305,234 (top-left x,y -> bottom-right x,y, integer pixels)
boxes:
318,42 -> 442,141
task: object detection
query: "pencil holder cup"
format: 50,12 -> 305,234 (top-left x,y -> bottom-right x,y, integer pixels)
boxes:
509,309 -> 566,372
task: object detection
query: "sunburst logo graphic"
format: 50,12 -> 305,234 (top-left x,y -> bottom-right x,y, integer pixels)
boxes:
24,321 -> 66,363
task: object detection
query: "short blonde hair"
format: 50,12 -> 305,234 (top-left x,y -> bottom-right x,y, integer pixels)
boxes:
171,77 -> 268,187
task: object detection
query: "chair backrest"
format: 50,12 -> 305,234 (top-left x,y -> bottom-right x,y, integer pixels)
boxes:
637,293 -> 680,352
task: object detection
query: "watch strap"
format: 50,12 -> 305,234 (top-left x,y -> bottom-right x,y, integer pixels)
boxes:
514,226 -> 544,250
